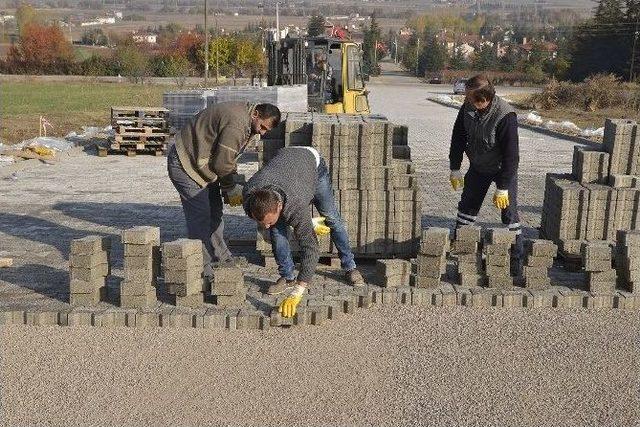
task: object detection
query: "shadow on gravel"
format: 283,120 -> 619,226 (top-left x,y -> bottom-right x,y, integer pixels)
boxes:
0,263 -> 69,303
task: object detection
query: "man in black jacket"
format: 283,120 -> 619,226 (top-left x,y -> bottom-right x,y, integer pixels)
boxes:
449,74 -> 523,274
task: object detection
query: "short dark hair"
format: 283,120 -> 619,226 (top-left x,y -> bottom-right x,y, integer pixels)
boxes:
255,103 -> 281,127
246,187 -> 281,221
465,74 -> 495,103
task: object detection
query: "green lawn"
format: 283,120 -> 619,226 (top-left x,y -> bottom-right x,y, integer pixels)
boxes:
0,81 -> 176,144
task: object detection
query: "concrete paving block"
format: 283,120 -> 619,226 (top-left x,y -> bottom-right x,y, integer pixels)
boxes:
525,256 -> 554,268
455,287 -> 473,307
470,288 -> 496,307
375,259 -> 411,278
200,308 -> 226,329
163,310 -> 195,328
163,254 -> 204,271
588,278 -> 616,294
70,287 -> 107,306
381,288 -> 399,305
486,275 -> 514,289
0,310 -> 26,325
456,225 -> 482,242
585,293 -> 615,309
309,305 -> 329,325
124,255 -> 157,271
215,293 -> 245,307
459,273 -> 485,287
120,292 -> 158,309
70,278 -> 106,294
97,310 -> 127,327
457,261 -> 482,275
236,310 -> 262,330
69,252 -> 109,269
524,277 -> 551,290
485,254 -> 511,267
556,290 -> 586,308
525,239 -> 558,257
382,274 -> 409,288
67,309 -> 94,326
175,292 -> 205,308
413,275 -> 441,289
120,280 -> 155,296
165,268 -> 202,284
614,291 -> 640,309
617,229 -> 640,247
162,238 -> 202,258
523,266 -> 549,279
483,243 -> 511,255
124,243 -> 157,257
485,263 -> 510,277
501,291 -> 524,308
121,226 -> 160,245
123,267 -> 156,283
452,240 -> 478,254
135,311 -> 161,328
529,290 -> 556,308
31,310 -> 61,326
441,289 -> 457,307
69,265 -> 109,282
584,258 -> 613,272
167,278 -> 206,297
486,228 -> 516,245
70,236 -> 112,255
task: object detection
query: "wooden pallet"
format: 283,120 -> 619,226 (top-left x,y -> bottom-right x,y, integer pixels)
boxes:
113,134 -> 169,144
98,146 -> 166,157
112,117 -> 167,128
111,106 -> 169,120
116,125 -> 169,135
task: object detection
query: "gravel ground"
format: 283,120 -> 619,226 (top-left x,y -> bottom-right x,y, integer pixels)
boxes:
1,306 -> 638,426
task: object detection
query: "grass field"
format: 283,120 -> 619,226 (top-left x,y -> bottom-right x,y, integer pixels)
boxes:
0,81 -> 176,144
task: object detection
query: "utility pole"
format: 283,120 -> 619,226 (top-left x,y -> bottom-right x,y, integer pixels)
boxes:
204,0 -> 209,86
630,18 -> 639,82
394,35 -> 398,64
215,0 -> 219,84
415,37 -> 420,76
276,1 -> 280,41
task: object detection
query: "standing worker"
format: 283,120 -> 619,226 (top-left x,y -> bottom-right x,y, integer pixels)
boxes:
242,146 -> 365,318
167,102 -> 281,277
448,74 -> 523,274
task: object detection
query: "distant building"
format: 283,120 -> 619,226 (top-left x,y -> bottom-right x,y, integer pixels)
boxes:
0,15 -> 15,24
132,33 -> 157,44
520,41 -> 558,60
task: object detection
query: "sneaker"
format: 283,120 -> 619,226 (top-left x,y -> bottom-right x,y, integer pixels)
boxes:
267,277 -> 295,295
345,268 -> 365,287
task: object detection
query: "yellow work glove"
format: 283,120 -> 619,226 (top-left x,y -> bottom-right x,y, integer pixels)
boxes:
312,216 -> 331,236
450,170 -> 464,191
223,184 -> 244,207
493,189 -> 510,210
279,284 -> 305,318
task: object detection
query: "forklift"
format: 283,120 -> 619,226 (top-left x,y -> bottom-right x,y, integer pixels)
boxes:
267,36 -> 371,114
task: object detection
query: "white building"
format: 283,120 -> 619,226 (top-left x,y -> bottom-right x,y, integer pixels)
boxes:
132,33 -> 157,44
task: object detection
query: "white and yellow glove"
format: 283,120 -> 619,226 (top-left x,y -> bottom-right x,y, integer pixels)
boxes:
223,184 -> 244,207
279,284 -> 306,318
493,189 -> 510,210
312,216 -> 331,236
450,170 -> 464,191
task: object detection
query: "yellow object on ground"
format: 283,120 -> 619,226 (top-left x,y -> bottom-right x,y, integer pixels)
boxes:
26,145 -> 55,157
0,258 -> 14,268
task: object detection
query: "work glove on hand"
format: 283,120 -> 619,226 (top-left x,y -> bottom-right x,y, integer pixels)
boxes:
493,189 -> 510,210
312,217 -> 331,236
279,284 -> 305,318
450,170 -> 464,191
223,184 -> 244,207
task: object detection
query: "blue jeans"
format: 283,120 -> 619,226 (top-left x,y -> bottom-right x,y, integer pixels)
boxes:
270,158 -> 356,280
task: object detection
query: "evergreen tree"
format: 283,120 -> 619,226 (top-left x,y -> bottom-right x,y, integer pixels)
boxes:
418,34 -> 447,75
307,15 -> 325,37
362,15 -> 382,76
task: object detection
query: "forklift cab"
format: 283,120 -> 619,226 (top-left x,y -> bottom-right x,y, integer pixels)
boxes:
267,36 -> 370,114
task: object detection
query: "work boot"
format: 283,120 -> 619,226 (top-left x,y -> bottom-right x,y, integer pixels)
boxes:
267,277 -> 295,295
345,268 -> 365,287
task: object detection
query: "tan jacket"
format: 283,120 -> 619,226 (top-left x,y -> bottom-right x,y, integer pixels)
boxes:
175,102 -> 256,190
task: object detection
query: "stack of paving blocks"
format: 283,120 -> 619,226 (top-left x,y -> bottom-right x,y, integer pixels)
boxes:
582,241 -> 616,293
120,226 -> 161,308
523,239 -> 557,290
541,119 -> 640,242
616,230 -> 640,292
453,225 -> 483,287
558,239 -> 584,272
69,236 -> 111,305
162,239 -> 205,308
483,228 -> 516,289
375,259 -> 411,287
257,112 -> 421,259
412,227 -> 449,288
211,261 -> 246,307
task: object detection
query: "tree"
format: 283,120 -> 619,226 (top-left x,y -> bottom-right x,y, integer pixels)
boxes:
149,53 -> 191,85
6,22 -> 75,74
16,4 -> 41,36
418,34 -> 446,75
81,28 -> 108,46
307,14 -> 325,37
472,43 -> 498,70
362,15 -> 381,76
113,42 -> 150,83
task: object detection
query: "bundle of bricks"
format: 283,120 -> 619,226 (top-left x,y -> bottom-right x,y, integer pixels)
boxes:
523,239 -> 557,290
582,241 -> 616,294
257,112 -> 421,259
412,227 -> 450,288
453,225 -> 483,287
211,260 -> 246,307
103,107 -> 170,157
69,235 -> 112,305
483,228 -> 516,289
615,230 -> 640,293
375,259 -> 412,288
120,226 -> 161,308
541,119 -> 640,242
162,238 -> 205,308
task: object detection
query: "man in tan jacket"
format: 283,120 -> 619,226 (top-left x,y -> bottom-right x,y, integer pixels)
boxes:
167,102 -> 281,277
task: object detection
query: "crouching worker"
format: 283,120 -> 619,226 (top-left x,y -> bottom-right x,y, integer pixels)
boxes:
243,146 -> 365,318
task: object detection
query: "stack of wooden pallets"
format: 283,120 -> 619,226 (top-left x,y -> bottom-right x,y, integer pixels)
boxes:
100,106 -> 170,157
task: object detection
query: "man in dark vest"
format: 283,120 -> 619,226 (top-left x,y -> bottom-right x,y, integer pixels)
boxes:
167,102 -> 281,277
448,74 -> 523,274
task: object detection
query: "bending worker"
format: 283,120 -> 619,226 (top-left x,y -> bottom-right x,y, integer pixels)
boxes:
242,146 -> 365,318
449,74 -> 523,274
167,102 -> 281,278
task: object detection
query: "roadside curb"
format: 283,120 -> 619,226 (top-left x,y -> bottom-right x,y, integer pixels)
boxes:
427,97 -> 600,147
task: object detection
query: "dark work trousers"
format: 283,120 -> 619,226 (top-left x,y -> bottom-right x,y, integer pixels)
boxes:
167,144 -> 232,277
456,166 -> 524,269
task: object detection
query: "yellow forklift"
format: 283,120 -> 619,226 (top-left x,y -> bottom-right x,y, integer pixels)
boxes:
267,36 -> 370,114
